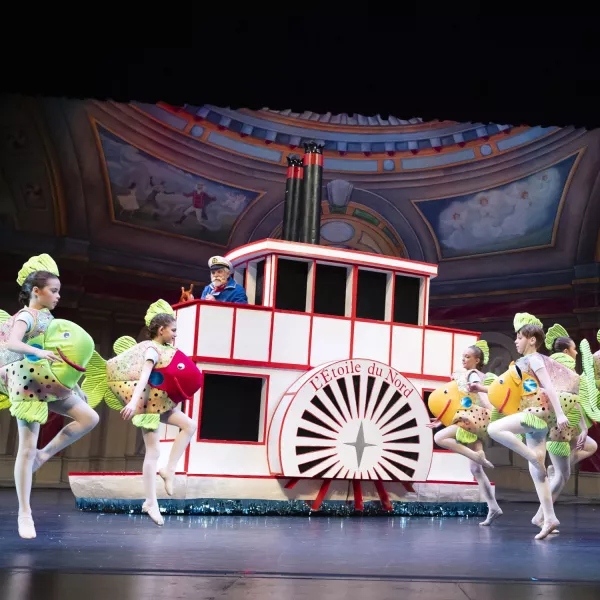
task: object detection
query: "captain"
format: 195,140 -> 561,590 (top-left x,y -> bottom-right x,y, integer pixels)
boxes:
201,256 -> 248,304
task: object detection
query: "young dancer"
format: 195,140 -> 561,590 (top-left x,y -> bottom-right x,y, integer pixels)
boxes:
83,300 -> 202,526
0,254 -> 98,539
528,324 -> 598,530
427,341 -> 502,525
487,313 -> 569,539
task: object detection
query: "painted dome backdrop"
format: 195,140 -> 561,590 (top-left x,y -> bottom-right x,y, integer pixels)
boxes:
0,95 -> 599,352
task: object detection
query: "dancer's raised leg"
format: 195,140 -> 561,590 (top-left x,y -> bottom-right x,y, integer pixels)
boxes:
434,425 -> 494,468
158,407 -> 196,496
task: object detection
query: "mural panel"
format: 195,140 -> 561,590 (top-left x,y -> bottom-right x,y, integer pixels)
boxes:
95,123 -> 263,246
412,153 -> 581,259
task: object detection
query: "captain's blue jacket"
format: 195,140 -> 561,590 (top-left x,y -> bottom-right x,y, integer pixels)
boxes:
201,276 -> 248,304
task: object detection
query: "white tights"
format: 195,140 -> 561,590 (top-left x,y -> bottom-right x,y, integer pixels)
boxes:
488,414 -> 559,538
142,407 -> 197,509
15,395 -> 99,518
532,436 -> 598,525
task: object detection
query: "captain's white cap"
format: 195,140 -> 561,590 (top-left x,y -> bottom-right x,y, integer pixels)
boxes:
208,256 -> 233,271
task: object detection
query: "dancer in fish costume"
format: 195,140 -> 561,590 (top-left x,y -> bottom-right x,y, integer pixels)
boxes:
427,340 -> 502,525
526,324 -> 599,531
486,313 -> 570,539
593,329 -> 600,391
83,300 -> 202,526
0,254 -> 98,539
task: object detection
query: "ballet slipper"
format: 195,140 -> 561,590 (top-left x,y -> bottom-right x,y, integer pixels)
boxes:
18,514 -> 36,539
141,501 -> 164,526
535,519 -> 560,540
479,508 -> 503,526
159,469 -> 175,496
476,450 -> 494,469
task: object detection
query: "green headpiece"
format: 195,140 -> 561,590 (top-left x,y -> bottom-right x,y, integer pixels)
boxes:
514,312 -> 543,333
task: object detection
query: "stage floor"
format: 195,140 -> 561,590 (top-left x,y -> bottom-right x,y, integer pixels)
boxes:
1,490 -> 600,599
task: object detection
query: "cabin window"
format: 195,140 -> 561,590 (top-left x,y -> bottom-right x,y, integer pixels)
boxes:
313,263 -> 348,317
393,274 -> 421,325
275,258 -> 309,312
254,260 -> 265,305
356,269 -> 387,321
234,266 -> 246,288
199,373 -> 266,442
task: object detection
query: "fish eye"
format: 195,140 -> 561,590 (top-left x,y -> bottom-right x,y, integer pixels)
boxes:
177,363 -> 185,370
63,332 -> 71,339
443,389 -> 448,394
499,378 -> 504,384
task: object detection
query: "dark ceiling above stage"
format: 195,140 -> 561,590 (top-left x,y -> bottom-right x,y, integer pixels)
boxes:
2,15 -> 599,129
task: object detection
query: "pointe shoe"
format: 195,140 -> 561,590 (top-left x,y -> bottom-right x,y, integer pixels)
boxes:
18,515 -> 36,539
535,519 -> 560,540
159,469 -> 175,496
479,508 -> 503,526
142,501 -> 164,526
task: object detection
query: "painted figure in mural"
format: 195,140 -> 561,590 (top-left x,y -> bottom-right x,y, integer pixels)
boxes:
426,341 -> 502,526
486,313 -> 569,539
116,182 -> 140,219
82,301 -> 202,526
140,177 -> 175,220
175,182 -> 217,225
525,324 -> 599,530
201,256 -> 248,304
0,255 -> 99,539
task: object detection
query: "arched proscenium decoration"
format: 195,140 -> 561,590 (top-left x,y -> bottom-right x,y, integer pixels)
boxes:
268,359 -> 433,509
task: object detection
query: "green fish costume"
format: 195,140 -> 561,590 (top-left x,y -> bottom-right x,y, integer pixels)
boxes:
0,314 -> 95,423
0,254 -> 95,423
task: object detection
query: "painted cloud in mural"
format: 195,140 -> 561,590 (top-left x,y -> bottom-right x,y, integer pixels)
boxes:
439,167 -> 560,248
414,154 -> 578,259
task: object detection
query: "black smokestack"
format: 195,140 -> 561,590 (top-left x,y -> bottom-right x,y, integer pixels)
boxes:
299,141 -> 324,244
282,156 -> 303,242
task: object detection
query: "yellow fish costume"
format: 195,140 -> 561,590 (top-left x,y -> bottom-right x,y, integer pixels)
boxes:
487,315 -> 600,456
427,340 -> 493,445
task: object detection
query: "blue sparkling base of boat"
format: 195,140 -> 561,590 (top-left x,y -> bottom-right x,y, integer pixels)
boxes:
76,497 -> 487,517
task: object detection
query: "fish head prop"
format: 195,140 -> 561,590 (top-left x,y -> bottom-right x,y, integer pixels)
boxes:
487,362 -> 539,416
25,319 -> 94,389
427,379 -> 477,427
147,349 -> 203,404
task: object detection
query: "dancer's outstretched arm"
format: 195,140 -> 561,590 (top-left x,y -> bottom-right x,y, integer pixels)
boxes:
535,366 -> 569,431
121,360 -> 153,420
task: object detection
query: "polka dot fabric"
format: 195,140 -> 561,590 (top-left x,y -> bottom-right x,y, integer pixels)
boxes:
452,406 -> 491,440
0,358 -> 69,404
450,369 -> 491,441
106,341 -> 177,425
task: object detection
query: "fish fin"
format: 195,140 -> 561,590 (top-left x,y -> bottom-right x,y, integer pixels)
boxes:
82,350 -> 109,409
483,372 -> 498,386
104,388 -> 124,412
113,336 -> 136,355
0,393 -> 11,410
